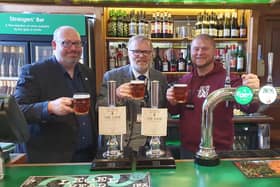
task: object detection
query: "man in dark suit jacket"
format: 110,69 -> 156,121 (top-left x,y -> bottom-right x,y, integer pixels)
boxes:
14,26 -> 98,163
97,35 -> 168,152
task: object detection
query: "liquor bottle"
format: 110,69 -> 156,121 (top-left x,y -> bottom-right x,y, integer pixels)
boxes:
223,12 -> 231,38
168,13 -> 174,38
177,52 -> 186,72
185,44 -> 193,72
170,51 -> 177,72
150,13 -> 156,38
257,44 -> 265,77
217,13 -> 224,38
209,12 -> 217,38
239,10 -> 247,38
154,11 -> 162,38
116,10 -> 124,37
123,12 -> 129,37
138,10 -> 145,36
236,45 -> 245,72
162,11 -> 169,38
153,47 -> 162,71
120,43 -> 128,66
107,9 -> 117,37
230,12 -> 239,38
195,13 -> 202,36
162,55 -> 169,72
129,10 -> 137,37
229,44 -> 237,72
201,11 -> 209,35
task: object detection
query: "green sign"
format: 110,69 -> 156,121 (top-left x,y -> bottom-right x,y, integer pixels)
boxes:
0,13 -> 86,36
234,86 -> 254,105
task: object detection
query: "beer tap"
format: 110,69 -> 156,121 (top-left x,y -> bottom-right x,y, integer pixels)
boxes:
195,52 -> 279,166
224,51 -> 231,107
258,52 -> 277,105
103,80 -> 123,159
146,80 -> 164,158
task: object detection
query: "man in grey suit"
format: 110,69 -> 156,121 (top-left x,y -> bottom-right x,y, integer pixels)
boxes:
97,35 -> 168,152
14,26 -> 98,163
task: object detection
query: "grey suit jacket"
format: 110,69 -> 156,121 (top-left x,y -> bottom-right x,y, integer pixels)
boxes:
97,65 -> 168,151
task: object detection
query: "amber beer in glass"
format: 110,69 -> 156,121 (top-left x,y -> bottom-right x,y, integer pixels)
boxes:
173,84 -> 188,103
73,93 -> 90,115
130,80 -> 145,100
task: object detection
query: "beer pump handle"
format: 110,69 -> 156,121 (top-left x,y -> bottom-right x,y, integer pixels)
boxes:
267,52 -> 274,85
246,52 -> 252,74
224,51 -> 231,88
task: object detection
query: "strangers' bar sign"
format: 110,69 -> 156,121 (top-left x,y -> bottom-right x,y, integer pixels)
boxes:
0,13 -> 86,36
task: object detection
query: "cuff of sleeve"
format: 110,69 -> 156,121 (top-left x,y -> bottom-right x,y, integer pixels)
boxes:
41,101 -> 50,121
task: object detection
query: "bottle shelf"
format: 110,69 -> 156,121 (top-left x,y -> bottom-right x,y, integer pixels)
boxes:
0,77 -> 19,81
106,37 -> 247,42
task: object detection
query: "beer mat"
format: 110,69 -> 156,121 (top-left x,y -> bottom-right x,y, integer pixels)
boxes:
233,159 -> 280,178
20,172 -> 151,187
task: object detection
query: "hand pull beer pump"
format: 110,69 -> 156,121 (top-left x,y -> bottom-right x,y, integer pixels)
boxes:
195,52 -> 279,166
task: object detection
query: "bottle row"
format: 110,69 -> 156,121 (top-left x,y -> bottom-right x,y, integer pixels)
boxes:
107,42 -> 246,73
0,80 -> 17,95
107,9 -> 247,39
0,46 -> 26,77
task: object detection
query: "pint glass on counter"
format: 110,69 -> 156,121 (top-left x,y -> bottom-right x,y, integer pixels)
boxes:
73,92 -> 90,115
130,80 -> 145,100
173,84 -> 188,103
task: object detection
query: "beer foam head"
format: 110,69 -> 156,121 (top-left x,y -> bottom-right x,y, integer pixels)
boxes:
73,93 -> 90,99
130,80 -> 145,84
174,84 -> 187,87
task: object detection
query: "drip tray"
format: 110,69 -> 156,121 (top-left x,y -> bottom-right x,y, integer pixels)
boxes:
217,149 -> 280,158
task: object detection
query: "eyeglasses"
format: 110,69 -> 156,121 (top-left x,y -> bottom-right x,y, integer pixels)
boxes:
129,50 -> 152,56
58,40 -> 83,48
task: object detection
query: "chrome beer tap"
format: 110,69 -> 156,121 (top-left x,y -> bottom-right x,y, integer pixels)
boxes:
195,52 -> 279,166
103,80 -> 123,159
146,80 -> 165,158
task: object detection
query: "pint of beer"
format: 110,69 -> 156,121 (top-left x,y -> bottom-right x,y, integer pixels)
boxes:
73,93 -> 90,115
173,84 -> 188,103
130,80 -> 145,100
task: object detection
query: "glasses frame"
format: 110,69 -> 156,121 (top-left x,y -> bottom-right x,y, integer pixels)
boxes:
129,49 -> 152,56
57,40 -> 83,48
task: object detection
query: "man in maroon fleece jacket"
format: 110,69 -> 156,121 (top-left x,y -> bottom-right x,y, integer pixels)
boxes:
166,34 -> 260,158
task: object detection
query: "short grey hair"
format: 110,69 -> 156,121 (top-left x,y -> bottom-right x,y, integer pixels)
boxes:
127,35 -> 153,50
53,25 -> 78,41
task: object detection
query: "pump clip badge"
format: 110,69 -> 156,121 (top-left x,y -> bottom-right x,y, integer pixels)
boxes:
234,86 -> 254,105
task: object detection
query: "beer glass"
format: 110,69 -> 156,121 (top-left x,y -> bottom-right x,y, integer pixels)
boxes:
73,92 -> 90,115
130,80 -> 145,100
173,84 -> 188,103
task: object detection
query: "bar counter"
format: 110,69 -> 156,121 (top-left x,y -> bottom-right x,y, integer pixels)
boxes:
1,158 -> 280,187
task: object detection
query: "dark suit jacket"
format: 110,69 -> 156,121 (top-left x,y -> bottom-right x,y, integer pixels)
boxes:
14,56 -> 97,163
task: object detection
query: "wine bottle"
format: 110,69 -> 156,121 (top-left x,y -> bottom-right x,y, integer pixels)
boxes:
239,10 -> 247,38
237,45 -> 245,72
230,12 -> 239,38
162,55 -> 169,72
153,47 -> 162,71
177,52 -> 186,72
223,12 -> 231,38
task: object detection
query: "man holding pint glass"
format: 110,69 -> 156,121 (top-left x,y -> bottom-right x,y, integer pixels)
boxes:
97,35 -> 168,152
166,34 -> 260,158
14,26 -> 98,163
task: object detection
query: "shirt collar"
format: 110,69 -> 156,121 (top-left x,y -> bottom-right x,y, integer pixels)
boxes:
131,68 -> 149,80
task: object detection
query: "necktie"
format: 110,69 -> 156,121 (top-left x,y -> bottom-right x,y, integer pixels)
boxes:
138,75 -> 146,80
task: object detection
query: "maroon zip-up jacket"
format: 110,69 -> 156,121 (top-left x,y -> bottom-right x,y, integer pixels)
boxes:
168,61 -> 258,153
